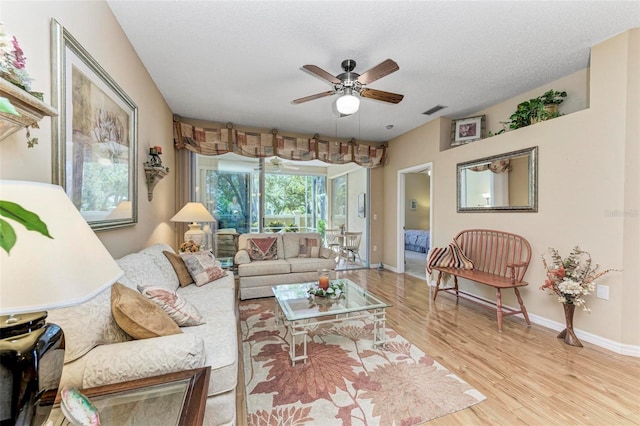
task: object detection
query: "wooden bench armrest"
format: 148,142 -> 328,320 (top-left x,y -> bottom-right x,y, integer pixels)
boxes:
506,262 -> 527,284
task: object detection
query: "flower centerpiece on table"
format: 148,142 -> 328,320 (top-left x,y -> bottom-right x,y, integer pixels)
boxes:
541,246 -> 617,312
308,280 -> 345,299
179,240 -> 200,253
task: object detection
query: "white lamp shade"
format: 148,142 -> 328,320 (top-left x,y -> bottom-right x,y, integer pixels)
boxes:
336,93 -> 360,115
170,202 -> 215,223
0,180 -> 124,315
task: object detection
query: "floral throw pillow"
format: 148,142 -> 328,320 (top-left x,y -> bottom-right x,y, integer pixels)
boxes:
247,237 -> 278,260
180,251 -> 227,286
137,284 -> 205,327
298,237 -> 320,258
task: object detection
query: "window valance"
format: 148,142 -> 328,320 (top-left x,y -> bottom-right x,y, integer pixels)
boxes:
173,116 -> 387,168
470,159 -> 511,174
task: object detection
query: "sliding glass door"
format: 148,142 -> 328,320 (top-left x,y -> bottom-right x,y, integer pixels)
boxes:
195,152 -> 368,269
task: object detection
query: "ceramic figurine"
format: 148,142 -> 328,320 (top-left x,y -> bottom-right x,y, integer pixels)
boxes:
60,388 -> 100,426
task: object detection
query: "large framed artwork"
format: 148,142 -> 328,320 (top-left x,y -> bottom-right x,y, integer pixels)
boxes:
51,19 -> 138,231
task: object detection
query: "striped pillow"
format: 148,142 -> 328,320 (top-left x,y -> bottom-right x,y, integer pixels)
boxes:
426,241 -> 474,274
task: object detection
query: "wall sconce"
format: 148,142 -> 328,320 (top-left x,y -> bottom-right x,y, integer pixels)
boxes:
143,146 -> 169,201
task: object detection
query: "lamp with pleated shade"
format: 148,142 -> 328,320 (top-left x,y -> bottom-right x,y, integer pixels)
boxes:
170,202 -> 215,247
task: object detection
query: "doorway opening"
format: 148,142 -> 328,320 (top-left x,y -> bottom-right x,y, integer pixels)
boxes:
397,162 -> 433,280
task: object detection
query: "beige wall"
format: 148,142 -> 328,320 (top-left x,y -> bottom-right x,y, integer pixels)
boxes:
0,1 -> 176,258
384,30 -> 639,348
508,155 -> 528,206
405,173 -> 430,230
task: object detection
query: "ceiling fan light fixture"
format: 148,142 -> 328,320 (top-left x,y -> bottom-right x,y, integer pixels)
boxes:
336,92 -> 360,115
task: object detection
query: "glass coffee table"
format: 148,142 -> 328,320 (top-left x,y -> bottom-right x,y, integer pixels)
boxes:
46,367 -> 210,426
272,279 -> 391,365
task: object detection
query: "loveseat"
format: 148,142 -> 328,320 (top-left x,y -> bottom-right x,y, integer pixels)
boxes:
47,243 -> 238,426
235,232 -> 336,299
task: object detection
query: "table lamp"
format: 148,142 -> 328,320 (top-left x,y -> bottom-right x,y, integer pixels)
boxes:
0,180 -> 123,425
170,202 -> 215,247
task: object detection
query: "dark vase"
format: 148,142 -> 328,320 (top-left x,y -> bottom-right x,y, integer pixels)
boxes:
557,303 -> 583,347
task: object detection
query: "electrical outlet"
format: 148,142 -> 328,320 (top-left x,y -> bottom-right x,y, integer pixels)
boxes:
373,214 -> 377,220
596,284 -> 609,300
373,245 -> 377,252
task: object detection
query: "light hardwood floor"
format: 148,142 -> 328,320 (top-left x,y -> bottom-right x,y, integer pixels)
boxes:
236,269 -> 640,425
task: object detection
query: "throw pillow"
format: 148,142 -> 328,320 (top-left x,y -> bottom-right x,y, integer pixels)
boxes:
110,283 -> 181,339
247,237 -> 278,260
47,286 -> 131,364
319,247 -> 334,259
137,285 -> 205,326
180,251 -> 227,286
163,250 -> 194,287
298,237 -> 320,258
426,241 -> 475,273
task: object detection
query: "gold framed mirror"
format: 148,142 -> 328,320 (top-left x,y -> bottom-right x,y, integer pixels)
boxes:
457,146 -> 538,213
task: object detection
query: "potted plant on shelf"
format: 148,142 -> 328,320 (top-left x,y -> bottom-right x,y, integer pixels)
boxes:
508,98 -> 543,130
499,89 -> 568,132
538,89 -> 567,119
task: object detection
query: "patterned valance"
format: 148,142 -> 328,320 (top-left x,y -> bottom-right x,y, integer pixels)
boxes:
470,159 -> 511,174
173,117 -> 387,168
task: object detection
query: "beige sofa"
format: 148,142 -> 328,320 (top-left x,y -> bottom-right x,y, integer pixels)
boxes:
47,244 -> 238,426
235,232 -> 336,299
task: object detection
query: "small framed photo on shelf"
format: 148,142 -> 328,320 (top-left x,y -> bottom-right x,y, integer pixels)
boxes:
451,115 -> 485,146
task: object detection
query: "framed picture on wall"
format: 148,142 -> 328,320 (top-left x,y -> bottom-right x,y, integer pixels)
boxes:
410,199 -> 417,211
358,193 -> 366,218
51,19 -> 138,231
451,115 -> 485,146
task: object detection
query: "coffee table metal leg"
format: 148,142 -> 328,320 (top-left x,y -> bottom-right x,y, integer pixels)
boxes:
274,300 -> 281,326
289,321 -> 309,366
372,308 -> 387,347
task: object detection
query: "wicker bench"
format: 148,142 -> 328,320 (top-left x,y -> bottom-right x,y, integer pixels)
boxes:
431,229 -> 532,331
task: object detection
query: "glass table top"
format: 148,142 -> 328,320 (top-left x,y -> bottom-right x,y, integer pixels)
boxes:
272,278 -> 391,321
47,379 -> 190,426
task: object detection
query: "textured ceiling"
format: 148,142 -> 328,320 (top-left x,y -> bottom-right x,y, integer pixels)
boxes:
107,1 -> 640,142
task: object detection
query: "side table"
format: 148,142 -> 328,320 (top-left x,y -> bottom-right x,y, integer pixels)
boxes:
46,367 -> 210,426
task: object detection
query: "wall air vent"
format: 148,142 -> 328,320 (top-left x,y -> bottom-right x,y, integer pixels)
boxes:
422,105 -> 447,115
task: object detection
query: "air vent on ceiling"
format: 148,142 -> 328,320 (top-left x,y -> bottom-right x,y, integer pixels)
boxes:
422,105 -> 447,115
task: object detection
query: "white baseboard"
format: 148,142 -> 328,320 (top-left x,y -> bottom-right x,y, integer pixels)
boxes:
384,270 -> 640,356
383,264 -> 400,273
526,312 -> 640,357
433,285 -> 640,357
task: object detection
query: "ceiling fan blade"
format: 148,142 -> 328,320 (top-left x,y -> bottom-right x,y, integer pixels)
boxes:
293,91 -> 335,104
359,88 -> 404,104
302,65 -> 341,84
356,59 -> 399,85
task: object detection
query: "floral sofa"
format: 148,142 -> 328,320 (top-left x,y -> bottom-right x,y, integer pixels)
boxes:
235,232 -> 336,299
47,243 -> 238,426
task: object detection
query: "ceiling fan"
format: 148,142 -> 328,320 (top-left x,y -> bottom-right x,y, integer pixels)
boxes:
256,157 -> 300,173
293,59 -> 404,115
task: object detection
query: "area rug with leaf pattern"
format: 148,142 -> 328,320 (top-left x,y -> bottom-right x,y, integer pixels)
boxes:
240,298 -> 485,425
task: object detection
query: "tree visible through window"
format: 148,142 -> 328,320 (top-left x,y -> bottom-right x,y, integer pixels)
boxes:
204,169 -> 326,234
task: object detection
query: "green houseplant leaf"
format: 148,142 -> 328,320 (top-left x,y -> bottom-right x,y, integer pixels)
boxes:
0,201 -> 52,254
0,218 -> 17,255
